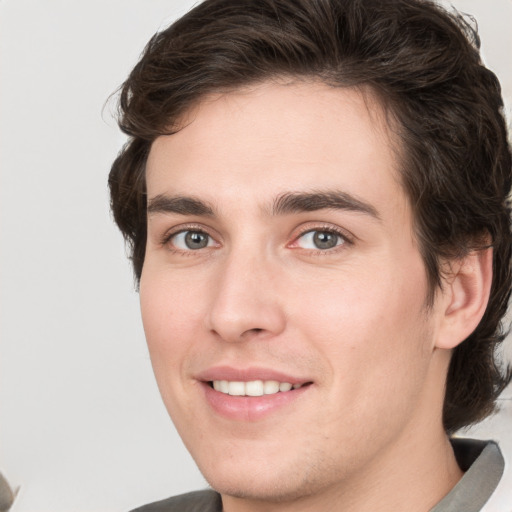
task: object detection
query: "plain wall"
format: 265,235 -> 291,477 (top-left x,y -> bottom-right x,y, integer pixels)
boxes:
1,1 -> 511,511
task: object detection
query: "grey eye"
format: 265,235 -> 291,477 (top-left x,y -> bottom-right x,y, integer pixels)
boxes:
172,231 -> 213,250
313,231 -> 339,249
185,231 -> 209,249
296,230 -> 344,250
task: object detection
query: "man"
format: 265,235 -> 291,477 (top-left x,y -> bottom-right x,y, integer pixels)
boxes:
109,0 -> 512,510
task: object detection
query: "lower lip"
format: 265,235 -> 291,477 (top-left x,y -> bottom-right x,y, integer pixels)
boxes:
201,382 -> 310,422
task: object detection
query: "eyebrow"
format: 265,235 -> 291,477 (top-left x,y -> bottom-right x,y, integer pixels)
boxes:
147,194 -> 214,216
271,190 -> 380,220
146,189 -> 380,220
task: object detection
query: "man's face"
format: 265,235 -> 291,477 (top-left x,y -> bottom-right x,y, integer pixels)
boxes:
141,82 -> 448,503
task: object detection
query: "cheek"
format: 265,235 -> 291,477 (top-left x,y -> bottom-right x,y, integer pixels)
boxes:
295,275 -> 433,447
291,253 -> 432,390
294,254 -> 427,333
139,273 -> 203,433
139,271 -> 201,379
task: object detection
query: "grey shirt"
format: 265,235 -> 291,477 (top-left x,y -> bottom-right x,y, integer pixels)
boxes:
431,439 -> 504,512
131,439 -> 505,512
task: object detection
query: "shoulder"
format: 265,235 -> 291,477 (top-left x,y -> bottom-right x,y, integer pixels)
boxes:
130,489 -> 221,512
128,490 -> 221,512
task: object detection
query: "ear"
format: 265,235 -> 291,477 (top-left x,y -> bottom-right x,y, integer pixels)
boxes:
435,247 -> 493,350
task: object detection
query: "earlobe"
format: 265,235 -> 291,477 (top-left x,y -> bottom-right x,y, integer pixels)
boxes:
435,247 -> 493,350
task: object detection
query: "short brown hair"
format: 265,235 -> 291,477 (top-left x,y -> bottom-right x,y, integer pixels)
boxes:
109,0 -> 512,433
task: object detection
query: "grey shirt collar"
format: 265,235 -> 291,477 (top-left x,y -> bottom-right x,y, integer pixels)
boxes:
430,439 -> 504,512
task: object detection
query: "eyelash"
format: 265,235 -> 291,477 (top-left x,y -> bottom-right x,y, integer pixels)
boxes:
160,224 -> 354,255
161,224 -> 217,255
290,225 -> 353,254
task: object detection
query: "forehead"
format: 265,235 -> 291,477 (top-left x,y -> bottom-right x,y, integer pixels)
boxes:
146,81 -> 407,219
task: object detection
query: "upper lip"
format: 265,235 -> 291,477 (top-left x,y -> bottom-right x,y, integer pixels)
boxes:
195,366 -> 311,384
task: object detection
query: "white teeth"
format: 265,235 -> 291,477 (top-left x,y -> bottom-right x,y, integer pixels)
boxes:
246,380 -> 264,396
263,380 -> 280,394
228,381 -> 246,396
213,380 -> 229,393
212,379 -> 303,396
219,380 -> 229,394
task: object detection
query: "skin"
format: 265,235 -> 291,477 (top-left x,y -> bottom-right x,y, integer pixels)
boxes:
140,81 -> 491,511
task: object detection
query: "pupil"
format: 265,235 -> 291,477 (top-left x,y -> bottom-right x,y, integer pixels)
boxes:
185,231 -> 208,249
313,231 -> 337,249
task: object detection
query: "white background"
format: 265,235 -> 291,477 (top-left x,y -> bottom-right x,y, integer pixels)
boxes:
1,1 -> 511,511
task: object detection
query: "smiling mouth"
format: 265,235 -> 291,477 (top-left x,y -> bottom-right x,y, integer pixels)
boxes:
209,380 -> 311,397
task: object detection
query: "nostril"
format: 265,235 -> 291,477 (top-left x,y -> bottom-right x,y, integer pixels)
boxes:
240,327 -> 264,338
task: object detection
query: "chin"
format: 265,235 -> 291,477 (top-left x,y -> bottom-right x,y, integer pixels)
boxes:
206,476 -> 316,504
196,455 -> 335,505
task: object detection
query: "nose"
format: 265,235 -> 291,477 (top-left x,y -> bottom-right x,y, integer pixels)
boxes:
205,251 -> 286,343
